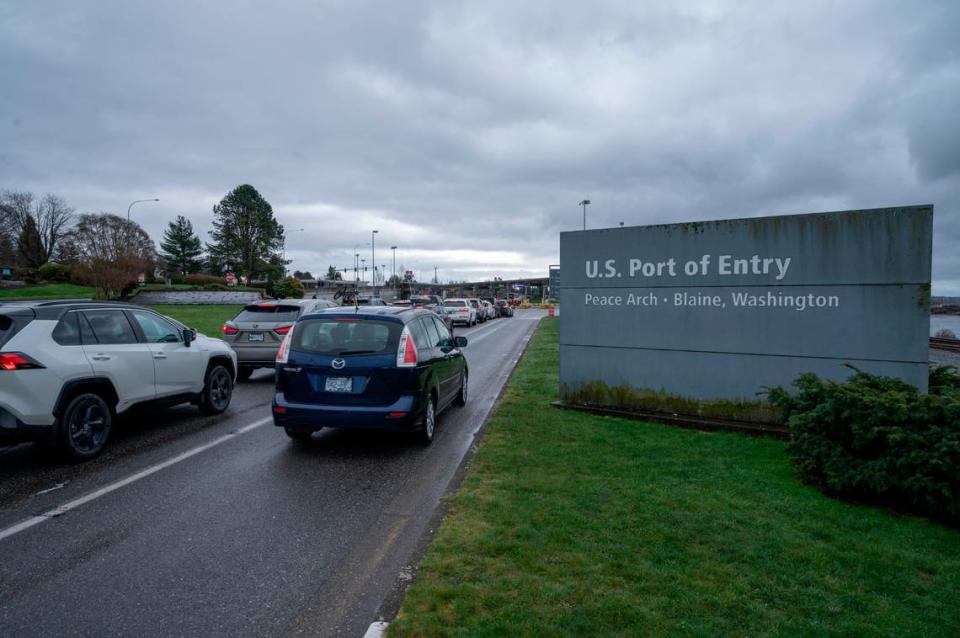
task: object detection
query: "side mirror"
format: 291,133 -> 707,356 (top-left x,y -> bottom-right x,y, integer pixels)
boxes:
454,336 -> 468,348
183,329 -> 195,347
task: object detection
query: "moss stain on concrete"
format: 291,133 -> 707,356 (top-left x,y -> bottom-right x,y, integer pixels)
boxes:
561,381 -> 782,424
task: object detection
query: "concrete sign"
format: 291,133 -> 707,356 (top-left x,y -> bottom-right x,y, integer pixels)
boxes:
559,206 -> 933,417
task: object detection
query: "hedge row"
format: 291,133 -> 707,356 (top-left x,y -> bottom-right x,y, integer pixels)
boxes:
768,366 -> 960,524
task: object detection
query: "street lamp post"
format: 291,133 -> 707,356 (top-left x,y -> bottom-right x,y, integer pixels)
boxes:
371,230 -> 379,297
579,199 -> 591,231
391,246 -> 397,291
127,198 -> 159,224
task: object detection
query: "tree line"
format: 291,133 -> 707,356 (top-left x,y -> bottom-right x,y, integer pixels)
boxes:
0,184 -> 288,298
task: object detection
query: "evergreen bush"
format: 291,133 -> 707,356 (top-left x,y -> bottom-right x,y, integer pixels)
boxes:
184,273 -> 224,285
37,262 -> 72,282
768,367 -> 960,524
271,276 -> 304,299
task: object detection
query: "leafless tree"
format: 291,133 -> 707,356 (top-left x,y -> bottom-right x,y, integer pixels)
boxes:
0,190 -> 75,267
66,213 -> 156,299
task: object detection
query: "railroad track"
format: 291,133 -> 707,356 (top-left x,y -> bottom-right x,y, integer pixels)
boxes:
930,337 -> 960,353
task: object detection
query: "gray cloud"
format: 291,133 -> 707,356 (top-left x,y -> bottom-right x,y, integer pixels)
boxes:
1,0 -> 958,289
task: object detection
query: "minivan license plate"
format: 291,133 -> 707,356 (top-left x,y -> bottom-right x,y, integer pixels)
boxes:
324,376 -> 352,393
247,332 -> 264,342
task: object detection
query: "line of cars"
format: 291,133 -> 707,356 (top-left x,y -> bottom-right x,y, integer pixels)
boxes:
222,296 -> 471,446
0,293 -> 514,460
440,297 -> 513,327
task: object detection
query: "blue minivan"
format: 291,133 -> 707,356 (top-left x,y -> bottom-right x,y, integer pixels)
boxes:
272,306 -> 468,444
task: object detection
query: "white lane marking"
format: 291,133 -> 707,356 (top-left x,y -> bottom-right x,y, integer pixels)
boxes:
465,319 -> 511,345
0,416 -> 272,543
34,481 -> 68,496
363,621 -> 389,638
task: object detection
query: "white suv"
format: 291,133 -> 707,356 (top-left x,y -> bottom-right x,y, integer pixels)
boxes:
0,301 -> 237,460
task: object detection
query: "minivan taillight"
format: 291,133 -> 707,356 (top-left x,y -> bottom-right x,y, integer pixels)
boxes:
0,353 -> 44,371
276,332 -> 292,364
396,326 -> 418,367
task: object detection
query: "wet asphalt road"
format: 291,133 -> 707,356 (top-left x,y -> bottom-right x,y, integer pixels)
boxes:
0,310 -> 544,637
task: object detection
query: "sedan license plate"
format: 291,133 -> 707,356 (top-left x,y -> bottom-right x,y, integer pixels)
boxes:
324,376 -> 353,393
247,332 -> 264,342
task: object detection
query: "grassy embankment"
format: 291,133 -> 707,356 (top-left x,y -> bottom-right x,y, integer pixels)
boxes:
389,318 -> 960,637
146,305 -> 241,337
0,285 -> 239,337
0,283 -> 95,299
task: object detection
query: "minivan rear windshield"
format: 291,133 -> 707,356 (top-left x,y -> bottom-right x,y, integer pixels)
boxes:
443,300 -> 467,307
292,318 -> 402,356
234,304 -> 301,323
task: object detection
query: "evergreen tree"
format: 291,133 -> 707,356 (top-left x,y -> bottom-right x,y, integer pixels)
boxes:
159,215 -> 204,276
206,184 -> 284,280
325,265 -> 342,280
17,215 -> 45,268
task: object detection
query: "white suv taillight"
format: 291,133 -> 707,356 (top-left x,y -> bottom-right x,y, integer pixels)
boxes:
276,332 -> 292,364
396,325 -> 418,367
0,352 -> 44,371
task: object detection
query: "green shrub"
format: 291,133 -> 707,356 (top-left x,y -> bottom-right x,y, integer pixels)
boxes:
768,367 -> 960,524
17,268 -> 40,284
185,273 -> 224,285
37,262 -> 73,282
201,283 -> 230,291
271,276 -> 304,299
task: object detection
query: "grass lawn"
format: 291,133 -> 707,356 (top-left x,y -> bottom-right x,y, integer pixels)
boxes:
145,304 -> 241,337
0,283 -> 95,299
389,319 -> 960,638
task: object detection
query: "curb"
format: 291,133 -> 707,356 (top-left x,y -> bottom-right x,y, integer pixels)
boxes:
363,621 -> 389,638
366,315 -> 545,633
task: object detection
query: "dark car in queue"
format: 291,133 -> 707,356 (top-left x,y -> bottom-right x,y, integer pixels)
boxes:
468,298 -> 486,322
221,299 -> 337,380
496,299 -> 514,317
408,295 -> 455,332
272,307 -> 468,444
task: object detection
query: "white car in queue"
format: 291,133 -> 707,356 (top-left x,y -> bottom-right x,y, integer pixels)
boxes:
0,301 -> 237,460
442,298 -> 477,327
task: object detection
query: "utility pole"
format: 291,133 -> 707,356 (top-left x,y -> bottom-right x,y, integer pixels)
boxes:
391,246 -> 397,291
371,229 -> 379,297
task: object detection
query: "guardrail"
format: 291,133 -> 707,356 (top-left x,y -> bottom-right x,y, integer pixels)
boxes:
930,337 -> 960,353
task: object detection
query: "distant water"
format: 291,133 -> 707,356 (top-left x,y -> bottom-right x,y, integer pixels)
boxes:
931,314 -> 960,337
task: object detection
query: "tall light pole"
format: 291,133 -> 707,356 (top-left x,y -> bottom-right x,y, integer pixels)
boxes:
371,229 -> 379,297
579,199 -> 591,231
354,252 -> 359,285
127,198 -> 159,223
390,246 -> 397,290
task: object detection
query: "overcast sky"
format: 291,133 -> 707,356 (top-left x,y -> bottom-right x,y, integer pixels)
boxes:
1,1 -> 958,290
